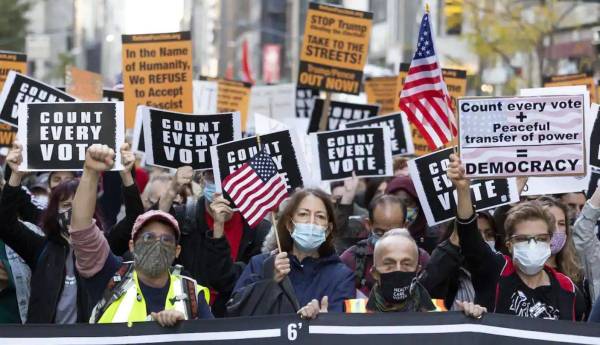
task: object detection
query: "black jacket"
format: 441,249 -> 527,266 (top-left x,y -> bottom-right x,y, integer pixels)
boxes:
457,212 -> 586,321
419,239 -> 464,310
0,183 -> 143,323
171,196 -> 270,317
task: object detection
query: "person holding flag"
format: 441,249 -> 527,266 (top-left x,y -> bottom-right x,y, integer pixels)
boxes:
224,149 -> 355,318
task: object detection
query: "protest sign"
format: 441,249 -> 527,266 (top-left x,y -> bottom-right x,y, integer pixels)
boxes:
17,102 -> 124,171
142,108 -> 240,170
249,83 -> 296,119
132,106 -> 145,154
308,99 -> 379,133
102,89 -> 123,102
1,312 -> 600,345
519,85 -> 593,196
0,124 -> 16,149
544,72 -> 596,104
210,130 -> 309,194
364,76 -> 399,114
590,103 -> 600,169
345,112 -> 414,156
214,79 -> 251,131
298,3 -> 373,94
66,66 -> 103,101
122,31 -> 193,129
296,87 -> 319,118
0,51 -> 27,91
409,147 -> 519,226
310,127 -> 392,181
0,71 -> 76,127
458,95 -> 585,178
588,168 -> 600,199
193,80 -> 218,114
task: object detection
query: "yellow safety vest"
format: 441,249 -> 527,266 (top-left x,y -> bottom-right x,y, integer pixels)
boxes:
344,298 -> 448,313
92,271 -> 210,324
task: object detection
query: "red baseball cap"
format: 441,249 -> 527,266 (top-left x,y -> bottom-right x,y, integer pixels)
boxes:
131,210 -> 180,241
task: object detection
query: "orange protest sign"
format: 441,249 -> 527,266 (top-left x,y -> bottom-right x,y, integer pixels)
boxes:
0,51 -> 27,91
365,76 -> 400,115
66,66 -> 103,101
215,79 -> 251,132
0,123 -> 16,148
298,3 -> 372,95
544,72 -> 596,104
399,64 -> 467,155
122,31 -> 193,128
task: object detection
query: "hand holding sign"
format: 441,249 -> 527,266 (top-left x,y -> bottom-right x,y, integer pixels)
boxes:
447,154 -> 469,190
84,144 -> 115,173
6,141 -> 24,185
173,166 -> 193,191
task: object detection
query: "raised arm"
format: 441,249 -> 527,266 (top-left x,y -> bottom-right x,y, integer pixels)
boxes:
106,143 -> 145,256
70,144 -> 116,278
0,142 -> 45,267
158,166 -> 192,212
573,182 -> 600,302
447,154 -> 500,275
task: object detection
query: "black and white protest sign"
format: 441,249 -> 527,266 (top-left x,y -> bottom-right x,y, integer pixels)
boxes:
102,89 -> 123,102
142,107 -> 241,170
344,112 -> 414,156
308,99 -> 379,133
587,168 -> 600,199
17,102 -> 124,171
310,127 -> 392,182
408,147 -> 519,226
296,87 -> 319,118
459,95 -> 586,178
211,129 -> 309,194
132,106 -> 146,154
0,71 -> 76,127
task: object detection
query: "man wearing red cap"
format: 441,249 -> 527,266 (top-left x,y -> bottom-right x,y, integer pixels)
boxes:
69,144 -> 212,326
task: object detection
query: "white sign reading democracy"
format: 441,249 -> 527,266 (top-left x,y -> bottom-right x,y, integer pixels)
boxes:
459,95 -> 585,178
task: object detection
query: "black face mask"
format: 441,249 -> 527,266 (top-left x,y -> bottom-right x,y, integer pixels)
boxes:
379,270 -> 417,303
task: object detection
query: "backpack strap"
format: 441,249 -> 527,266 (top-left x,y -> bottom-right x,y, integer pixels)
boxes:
90,262 -> 135,323
181,276 -> 199,319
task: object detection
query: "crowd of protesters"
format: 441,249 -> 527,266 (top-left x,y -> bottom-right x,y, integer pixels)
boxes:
2,140 -> 600,327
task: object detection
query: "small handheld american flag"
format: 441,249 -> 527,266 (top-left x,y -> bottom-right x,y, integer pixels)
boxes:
222,150 -> 288,228
399,11 -> 457,150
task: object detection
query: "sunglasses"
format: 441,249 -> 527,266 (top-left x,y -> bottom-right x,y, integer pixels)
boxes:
139,232 -> 176,245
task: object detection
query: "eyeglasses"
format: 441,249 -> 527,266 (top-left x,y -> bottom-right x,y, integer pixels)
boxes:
140,232 -> 176,245
509,234 -> 551,244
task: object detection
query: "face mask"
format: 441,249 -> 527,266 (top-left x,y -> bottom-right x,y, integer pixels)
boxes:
550,232 -> 567,255
291,222 -> 327,252
368,232 -> 381,246
134,239 -> 176,278
32,195 -> 49,208
512,240 -> 551,276
406,207 -> 419,224
378,270 -> 416,303
58,208 -> 72,233
485,240 -> 496,251
203,182 -> 216,203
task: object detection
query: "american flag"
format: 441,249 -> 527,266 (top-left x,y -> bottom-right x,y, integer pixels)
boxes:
222,150 -> 288,228
399,13 -> 457,149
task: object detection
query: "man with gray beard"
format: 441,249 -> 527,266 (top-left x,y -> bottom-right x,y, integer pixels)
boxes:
69,144 -> 213,326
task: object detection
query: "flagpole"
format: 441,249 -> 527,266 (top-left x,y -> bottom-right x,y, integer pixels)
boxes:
271,212 -> 282,253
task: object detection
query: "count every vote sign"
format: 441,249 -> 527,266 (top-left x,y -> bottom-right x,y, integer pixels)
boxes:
458,95 -> 585,178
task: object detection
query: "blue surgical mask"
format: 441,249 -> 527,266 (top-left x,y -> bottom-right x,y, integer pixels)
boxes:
203,182 -> 216,203
291,222 -> 327,252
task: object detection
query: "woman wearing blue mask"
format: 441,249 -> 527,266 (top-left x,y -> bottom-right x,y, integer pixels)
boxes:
231,189 -> 355,319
